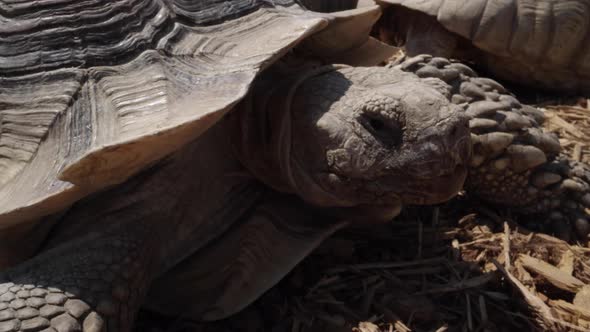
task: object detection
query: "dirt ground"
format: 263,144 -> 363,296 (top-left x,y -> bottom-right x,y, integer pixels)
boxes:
135,98 -> 590,332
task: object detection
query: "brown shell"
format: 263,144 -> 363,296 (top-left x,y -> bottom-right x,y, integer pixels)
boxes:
379,0 -> 590,92
0,0 -> 384,227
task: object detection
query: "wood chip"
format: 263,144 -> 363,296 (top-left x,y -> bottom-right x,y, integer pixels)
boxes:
549,299 -> 590,321
503,222 -> 511,270
557,249 -> 575,275
544,111 -> 587,139
354,321 -> 381,332
574,143 -> 583,161
574,285 -> 590,309
518,254 -> 585,293
492,259 -> 555,330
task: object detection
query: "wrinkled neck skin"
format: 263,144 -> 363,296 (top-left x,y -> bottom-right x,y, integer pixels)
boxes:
230,65 -> 336,198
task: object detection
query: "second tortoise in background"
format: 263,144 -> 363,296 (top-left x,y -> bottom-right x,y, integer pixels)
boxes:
374,0 -> 590,94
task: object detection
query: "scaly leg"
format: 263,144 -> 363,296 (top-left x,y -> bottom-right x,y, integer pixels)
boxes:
393,55 -> 590,240
0,219 -> 163,332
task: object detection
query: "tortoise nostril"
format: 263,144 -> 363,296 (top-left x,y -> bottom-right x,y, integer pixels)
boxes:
361,114 -> 404,148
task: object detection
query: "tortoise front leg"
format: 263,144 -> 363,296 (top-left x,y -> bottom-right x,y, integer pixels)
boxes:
145,194 -> 347,321
0,221 -> 160,332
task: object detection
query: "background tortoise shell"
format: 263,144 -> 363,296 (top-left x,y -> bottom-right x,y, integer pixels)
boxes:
377,0 -> 590,93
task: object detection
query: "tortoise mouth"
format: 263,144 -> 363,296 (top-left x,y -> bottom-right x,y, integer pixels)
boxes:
400,165 -> 467,205
334,164 -> 466,223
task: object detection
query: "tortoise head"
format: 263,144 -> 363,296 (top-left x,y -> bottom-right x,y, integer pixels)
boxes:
233,66 -> 471,222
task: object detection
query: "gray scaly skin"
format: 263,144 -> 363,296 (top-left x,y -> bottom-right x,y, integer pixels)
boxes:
0,66 -> 471,332
393,54 -> 590,240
